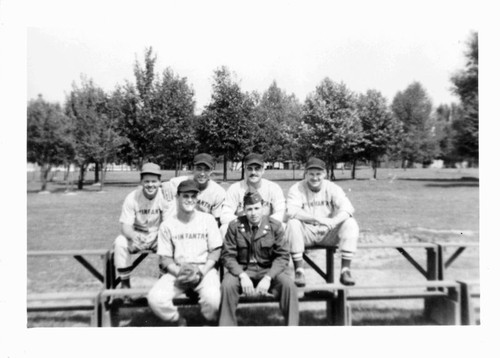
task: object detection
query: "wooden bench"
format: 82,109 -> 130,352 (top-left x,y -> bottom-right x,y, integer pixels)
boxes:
330,280 -> 462,325
437,243 -> 479,279
27,291 -> 101,327
95,284 -> 337,327
94,280 -> 461,327
457,280 -> 480,325
304,243 -> 440,283
28,249 -> 109,285
27,245 -> 477,326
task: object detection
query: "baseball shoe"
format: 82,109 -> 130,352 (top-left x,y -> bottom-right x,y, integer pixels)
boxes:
340,269 -> 355,286
294,271 -> 306,287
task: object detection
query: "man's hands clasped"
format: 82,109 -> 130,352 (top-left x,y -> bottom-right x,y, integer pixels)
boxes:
239,272 -> 272,296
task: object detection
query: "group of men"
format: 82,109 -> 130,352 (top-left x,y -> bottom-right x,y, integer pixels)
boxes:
113,153 -> 359,326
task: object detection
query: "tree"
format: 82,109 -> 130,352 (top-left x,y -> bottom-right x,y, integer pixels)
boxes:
253,81 -> 303,164
301,78 -> 363,179
357,90 -> 403,179
391,82 -> 436,168
27,95 -> 74,191
197,67 -> 257,181
153,68 -> 197,175
450,32 -> 478,165
431,103 -> 463,166
65,77 -> 124,190
117,47 -> 159,167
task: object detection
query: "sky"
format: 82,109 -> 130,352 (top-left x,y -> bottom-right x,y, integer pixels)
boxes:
25,1 -> 480,114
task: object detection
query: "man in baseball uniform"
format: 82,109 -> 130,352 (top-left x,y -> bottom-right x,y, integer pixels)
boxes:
220,153 -> 286,237
113,163 -> 173,289
286,157 -> 360,287
162,153 -> 225,226
148,179 -> 222,326
219,191 -> 299,326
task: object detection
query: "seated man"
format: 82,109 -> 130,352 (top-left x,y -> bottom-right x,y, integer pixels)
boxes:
219,191 -> 299,326
148,179 -> 222,326
285,157 -> 360,287
220,153 -> 286,237
162,153 -> 225,226
113,163 -> 172,289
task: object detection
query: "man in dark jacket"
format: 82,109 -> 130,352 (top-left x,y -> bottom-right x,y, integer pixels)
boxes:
219,191 -> 299,326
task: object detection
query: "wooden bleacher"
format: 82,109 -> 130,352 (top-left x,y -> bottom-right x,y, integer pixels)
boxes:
27,241 -> 479,326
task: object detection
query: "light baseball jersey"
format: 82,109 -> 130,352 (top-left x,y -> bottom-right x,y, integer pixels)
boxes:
220,178 -> 286,225
287,179 -> 355,219
157,211 -> 223,264
119,188 -> 173,243
162,176 -> 226,218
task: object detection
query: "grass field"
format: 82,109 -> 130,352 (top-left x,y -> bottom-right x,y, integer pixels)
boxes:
27,167 -> 480,326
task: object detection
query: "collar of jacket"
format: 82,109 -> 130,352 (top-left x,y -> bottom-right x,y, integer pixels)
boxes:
238,216 -> 271,243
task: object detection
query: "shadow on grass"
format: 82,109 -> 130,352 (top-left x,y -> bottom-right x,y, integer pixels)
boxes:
425,183 -> 479,188
27,182 -> 138,194
398,177 -> 479,182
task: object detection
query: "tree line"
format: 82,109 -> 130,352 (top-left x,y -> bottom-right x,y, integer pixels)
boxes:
27,33 -> 478,191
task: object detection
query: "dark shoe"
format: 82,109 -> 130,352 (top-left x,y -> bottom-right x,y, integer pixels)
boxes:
122,296 -> 134,305
340,269 -> 355,286
294,271 -> 306,287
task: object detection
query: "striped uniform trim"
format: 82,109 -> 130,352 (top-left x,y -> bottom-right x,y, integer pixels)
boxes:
340,250 -> 354,260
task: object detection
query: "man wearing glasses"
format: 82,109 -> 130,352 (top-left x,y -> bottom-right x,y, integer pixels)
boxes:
220,153 -> 286,238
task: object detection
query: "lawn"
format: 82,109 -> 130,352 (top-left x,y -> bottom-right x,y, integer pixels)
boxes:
26,166 -> 480,326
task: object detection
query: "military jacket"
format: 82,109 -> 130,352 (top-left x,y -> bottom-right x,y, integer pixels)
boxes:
221,215 -> 290,279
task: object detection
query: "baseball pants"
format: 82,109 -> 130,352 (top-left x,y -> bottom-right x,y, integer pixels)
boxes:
113,235 -> 157,280
148,267 -> 220,322
219,266 -> 299,326
286,217 -> 359,257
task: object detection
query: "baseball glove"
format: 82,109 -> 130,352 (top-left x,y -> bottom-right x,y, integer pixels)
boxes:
174,263 -> 203,290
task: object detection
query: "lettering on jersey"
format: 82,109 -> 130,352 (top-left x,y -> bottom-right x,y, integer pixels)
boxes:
171,232 -> 208,240
197,199 -> 212,212
303,200 -> 332,209
138,208 -> 162,215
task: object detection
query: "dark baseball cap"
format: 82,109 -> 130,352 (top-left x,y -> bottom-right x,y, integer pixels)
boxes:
306,157 -> 326,170
177,179 -> 200,195
243,191 -> 263,206
141,163 -> 161,176
244,153 -> 264,166
193,153 -> 214,168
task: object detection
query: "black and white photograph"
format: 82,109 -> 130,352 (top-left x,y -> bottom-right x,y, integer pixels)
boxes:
1,0 -> 496,357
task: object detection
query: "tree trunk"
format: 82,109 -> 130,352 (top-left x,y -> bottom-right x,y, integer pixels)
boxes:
40,164 -> 51,191
241,162 -> 245,180
94,162 -> 100,183
351,159 -> 357,180
100,161 -> 106,191
223,155 -> 227,181
174,159 -> 180,177
78,164 -> 86,190
330,162 -> 336,181
63,164 -> 70,181
372,159 -> 378,179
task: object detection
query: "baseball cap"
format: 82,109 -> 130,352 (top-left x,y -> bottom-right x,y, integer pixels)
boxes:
305,157 -> 326,170
193,153 -> 214,168
140,163 -> 161,176
243,191 -> 263,206
244,153 -> 264,166
177,179 -> 200,195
